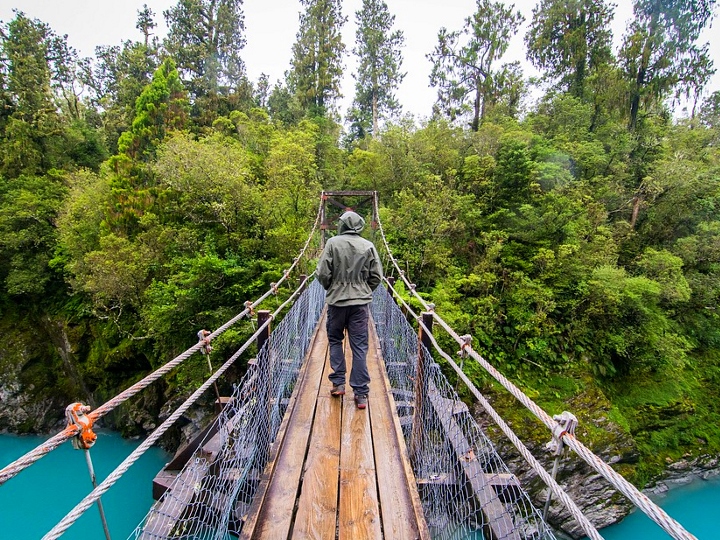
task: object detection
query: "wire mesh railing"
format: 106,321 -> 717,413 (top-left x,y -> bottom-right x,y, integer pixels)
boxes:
129,279 -> 325,540
371,284 -> 558,540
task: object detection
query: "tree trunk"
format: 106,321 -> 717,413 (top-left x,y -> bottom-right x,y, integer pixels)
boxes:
572,11 -> 586,99
630,195 -> 643,229
372,90 -> 378,136
629,7 -> 659,131
472,85 -> 481,132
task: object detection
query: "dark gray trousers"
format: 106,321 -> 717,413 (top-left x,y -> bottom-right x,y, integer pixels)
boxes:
326,304 -> 370,396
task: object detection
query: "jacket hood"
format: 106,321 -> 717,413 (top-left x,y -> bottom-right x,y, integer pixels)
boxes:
338,211 -> 365,234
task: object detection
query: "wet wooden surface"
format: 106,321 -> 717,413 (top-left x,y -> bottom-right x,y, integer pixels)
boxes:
241,312 -> 429,540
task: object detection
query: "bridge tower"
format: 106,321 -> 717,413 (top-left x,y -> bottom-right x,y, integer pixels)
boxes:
320,190 -> 379,248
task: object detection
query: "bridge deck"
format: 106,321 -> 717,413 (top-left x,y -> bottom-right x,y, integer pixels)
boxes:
240,312 -> 429,540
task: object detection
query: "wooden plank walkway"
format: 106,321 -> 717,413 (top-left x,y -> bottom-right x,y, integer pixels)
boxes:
240,312 -> 430,540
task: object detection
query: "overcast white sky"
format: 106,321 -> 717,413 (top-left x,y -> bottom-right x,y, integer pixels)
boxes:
1,0 -> 718,121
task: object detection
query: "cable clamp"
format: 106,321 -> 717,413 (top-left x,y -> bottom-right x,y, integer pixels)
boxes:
197,329 -> 213,354
244,300 -> 255,317
427,303 -> 435,311
546,411 -> 578,456
271,282 -> 278,295
65,403 -> 97,450
458,334 -> 472,358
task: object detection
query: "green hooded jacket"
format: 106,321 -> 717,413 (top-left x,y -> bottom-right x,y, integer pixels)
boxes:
317,211 -> 383,306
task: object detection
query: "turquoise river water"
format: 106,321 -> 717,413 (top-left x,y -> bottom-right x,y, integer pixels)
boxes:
2,431 -> 719,539
584,474 -> 720,539
0,431 -> 170,539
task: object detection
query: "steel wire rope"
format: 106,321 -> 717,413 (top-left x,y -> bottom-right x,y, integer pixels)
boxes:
384,278 -> 603,540
42,273 -> 317,539
373,196 -> 431,311
375,196 -> 698,540
0,199 -> 324,487
428,307 -> 697,540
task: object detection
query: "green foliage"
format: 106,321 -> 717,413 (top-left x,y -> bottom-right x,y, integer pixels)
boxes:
348,0 -> 405,137
0,13 -> 63,177
141,254 -> 275,362
621,0 -> 717,130
525,0 -> 615,98
0,173 -> 67,298
88,40 -> 160,153
427,0 -> 525,131
163,0 -> 247,98
116,58 -> 189,163
289,0 -> 347,114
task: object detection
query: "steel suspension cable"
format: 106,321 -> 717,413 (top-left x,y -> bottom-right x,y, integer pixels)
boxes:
428,308 -> 697,540
376,196 -> 698,540
375,201 -> 697,540
386,279 -> 603,540
373,195 -> 431,311
0,200 -> 323,487
43,273 -> 316,539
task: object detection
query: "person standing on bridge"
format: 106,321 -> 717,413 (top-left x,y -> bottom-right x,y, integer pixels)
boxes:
317,210 -> 383,410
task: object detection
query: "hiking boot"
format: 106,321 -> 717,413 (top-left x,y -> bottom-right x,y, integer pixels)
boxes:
330,384 -> 345,396
354,394 -> 368,410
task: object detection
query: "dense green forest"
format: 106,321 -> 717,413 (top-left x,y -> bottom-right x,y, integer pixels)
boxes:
1,0 -> 720,484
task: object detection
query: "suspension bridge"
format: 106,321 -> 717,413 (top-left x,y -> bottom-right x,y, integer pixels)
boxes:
0,192 -> 700,540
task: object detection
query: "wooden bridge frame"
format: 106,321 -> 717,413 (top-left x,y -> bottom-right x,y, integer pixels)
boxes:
320,190 -> 379,248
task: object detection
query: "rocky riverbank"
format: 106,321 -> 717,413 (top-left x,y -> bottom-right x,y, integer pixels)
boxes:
645,454 -> 720,494
474,392 -> 720,539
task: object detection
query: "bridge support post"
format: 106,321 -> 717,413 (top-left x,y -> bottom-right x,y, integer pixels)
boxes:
257,310 -> 271,352
411,312 -> 434,465
320,192 -> 328,249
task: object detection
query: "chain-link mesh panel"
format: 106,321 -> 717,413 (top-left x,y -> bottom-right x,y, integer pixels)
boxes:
130,280 -> 325,540
371,286 -> 557,540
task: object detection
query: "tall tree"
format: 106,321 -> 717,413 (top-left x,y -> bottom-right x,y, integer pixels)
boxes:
525,0 -> 614,99
83,6 -> 161,153
136,4 -> 157,48
288,0 -> 347,115
116,58 -> 189,164
621,0 -> 716,130
482,61 -> 526,119
427,0 -> 524,131
164,0 -> 246,98
0,12 -> 62,177
46,33 -> 90,122
348,0 -> 405,137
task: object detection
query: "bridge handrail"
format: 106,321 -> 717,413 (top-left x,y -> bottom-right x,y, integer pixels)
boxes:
384,278 -> 603,540
0,200 -> 323,488
428,307 -> 698,540
42,273 -> 317,539
374,197 -> 697,540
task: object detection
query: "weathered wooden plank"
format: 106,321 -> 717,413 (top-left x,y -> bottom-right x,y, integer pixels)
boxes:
291,389 -> 342,539
248,331 -> 327,539
336,337 -> 380,539
427,386 -> 521,540
367,322 -> 430,540
239,311 -> 327,540
339,381 -> 382,540
152,469 -> 178,501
